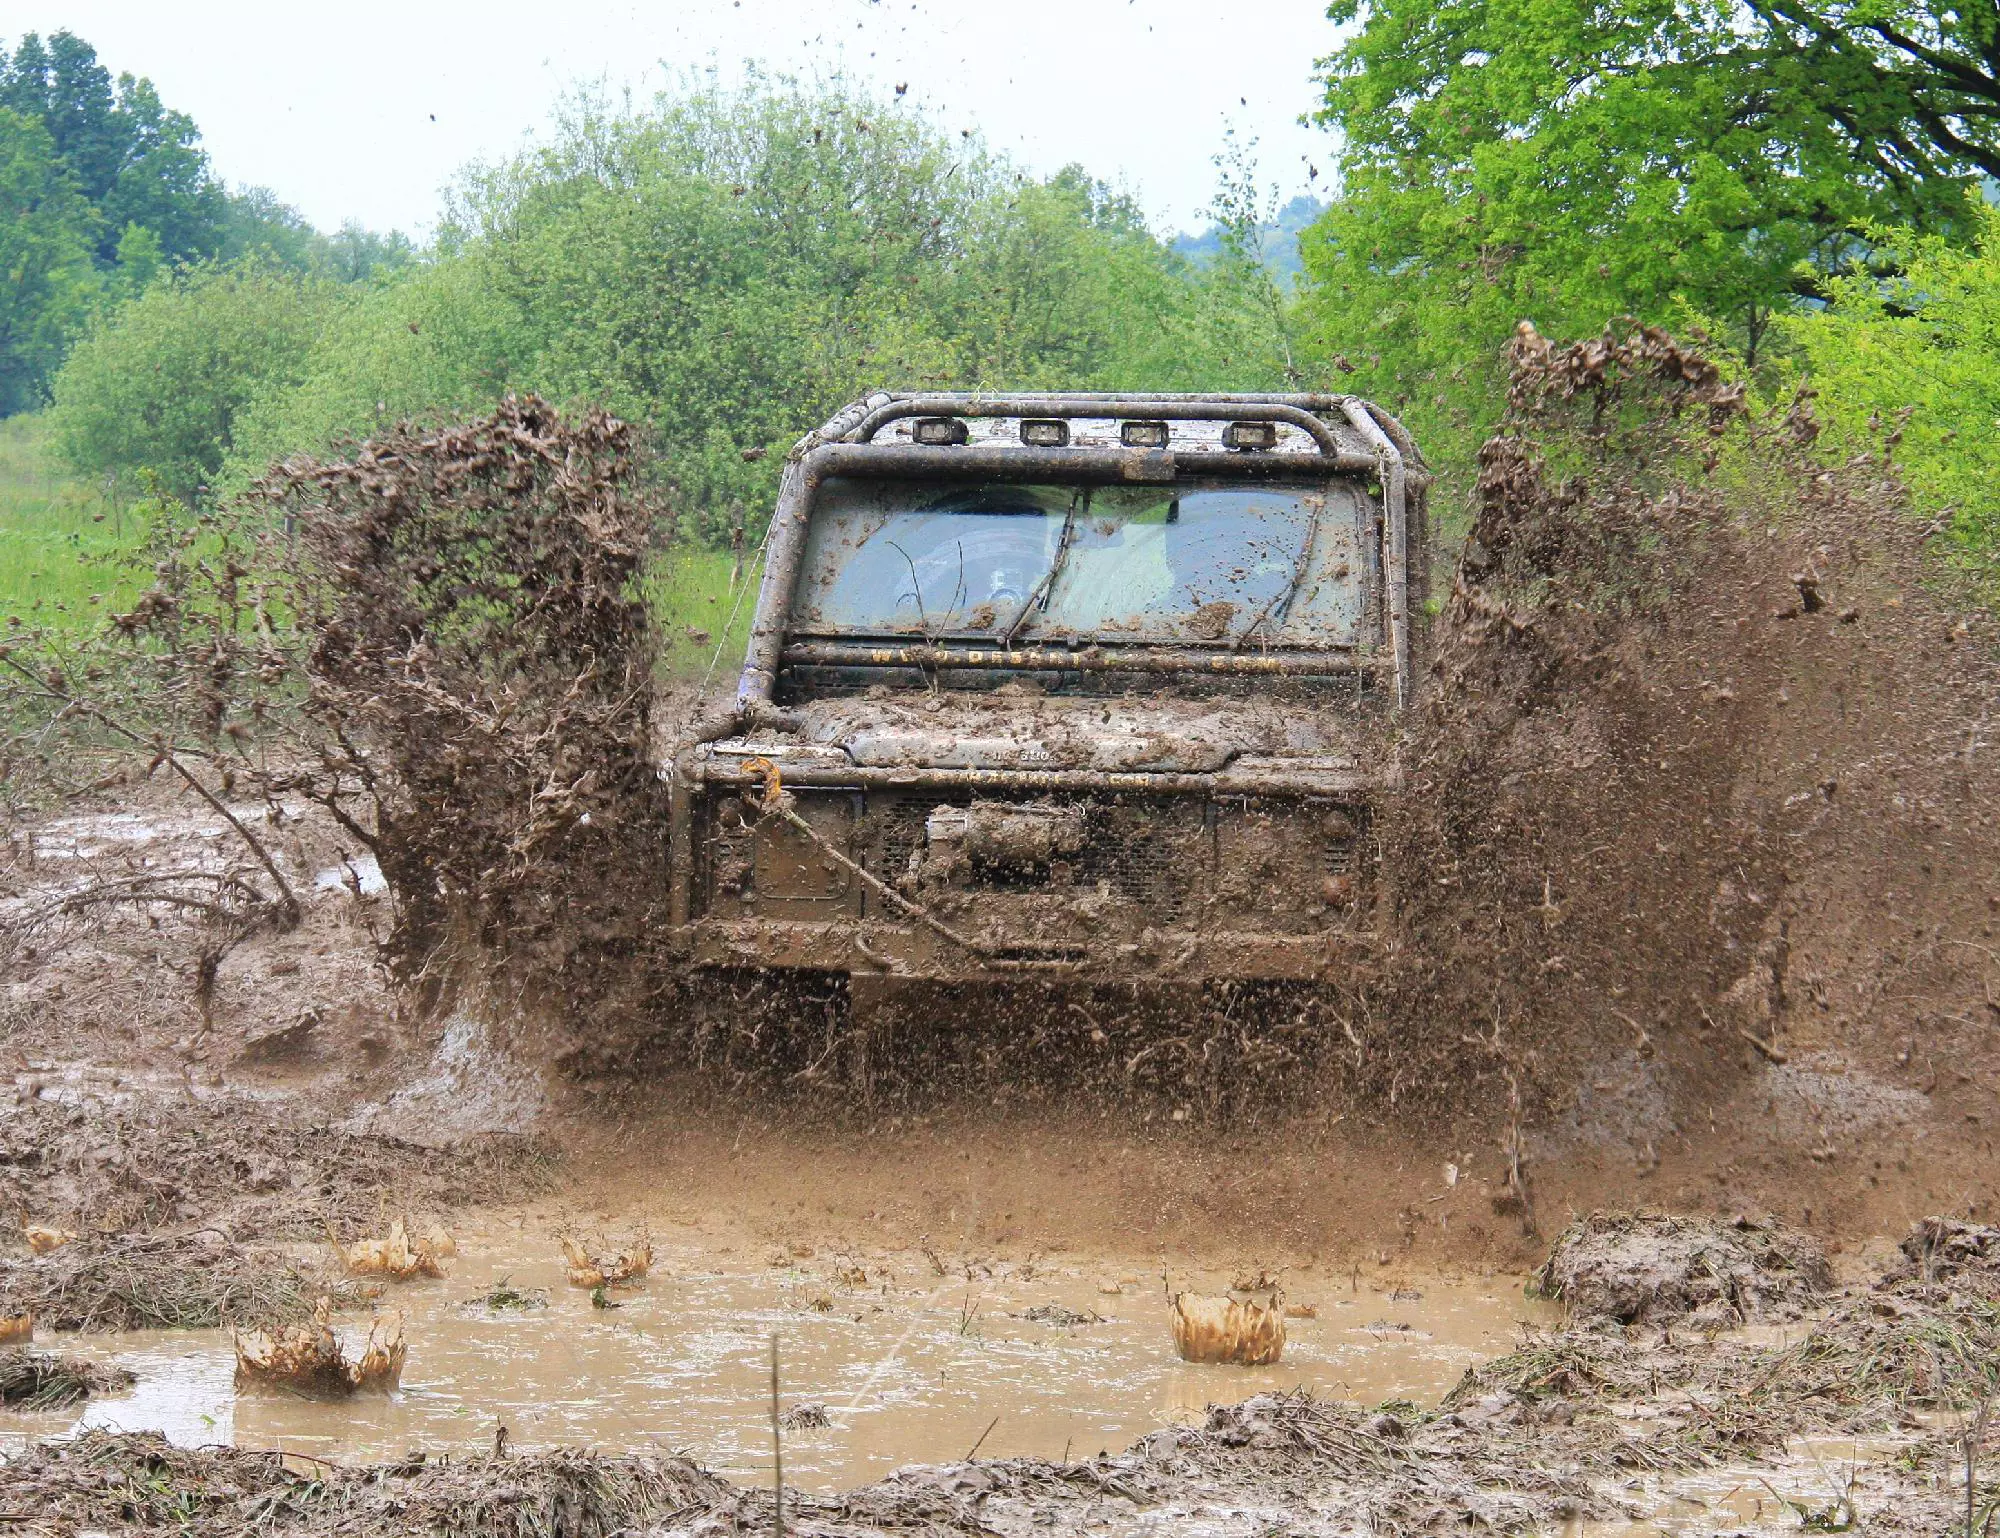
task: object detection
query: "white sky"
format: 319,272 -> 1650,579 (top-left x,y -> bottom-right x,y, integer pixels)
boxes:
12,0 -> 1343,241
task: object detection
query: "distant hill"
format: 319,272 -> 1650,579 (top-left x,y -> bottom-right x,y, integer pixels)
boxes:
1170,195 -> 1325,286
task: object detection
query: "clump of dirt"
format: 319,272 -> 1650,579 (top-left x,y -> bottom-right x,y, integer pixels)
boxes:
0,1230 -> 352,1333
0,1084 -> 548,1333
1893,1216 -> 2000,1291
1532,1210 -> 1832,1328
1457,1217 -> 2000,1448
0,1431 -> 729,1537
0,1089 -> 548,1246
0,1347 -> 133,1409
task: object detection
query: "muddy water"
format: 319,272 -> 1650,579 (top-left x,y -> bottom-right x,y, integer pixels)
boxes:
2,1227 -> 1552,1492
1565,1432 -> 1923,1536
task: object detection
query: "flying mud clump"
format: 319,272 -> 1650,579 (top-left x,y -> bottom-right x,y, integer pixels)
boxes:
247,397 -> 673,1050
233,1296 -> 405,1397
1171,1290 -> 1287,1365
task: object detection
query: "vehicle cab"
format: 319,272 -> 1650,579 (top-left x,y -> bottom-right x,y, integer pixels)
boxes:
667,392 -> 1427,987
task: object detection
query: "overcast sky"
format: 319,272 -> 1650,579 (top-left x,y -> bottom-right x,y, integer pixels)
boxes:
12,1 -> 1343,241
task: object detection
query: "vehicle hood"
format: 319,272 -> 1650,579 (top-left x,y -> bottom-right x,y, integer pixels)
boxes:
788,690 -> 1363,774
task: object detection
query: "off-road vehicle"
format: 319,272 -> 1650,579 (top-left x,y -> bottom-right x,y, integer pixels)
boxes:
667,392 -> 1427,1011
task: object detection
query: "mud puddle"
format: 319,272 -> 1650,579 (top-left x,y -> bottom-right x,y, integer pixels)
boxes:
0,1227 -> 1552,1492
1566,1432 -> 1924,1535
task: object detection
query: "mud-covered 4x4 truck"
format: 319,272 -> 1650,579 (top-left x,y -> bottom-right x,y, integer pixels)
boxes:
667,392 -> 1427,1009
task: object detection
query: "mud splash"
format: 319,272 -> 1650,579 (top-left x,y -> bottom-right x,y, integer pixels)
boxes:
1348,324 -> 2000,1185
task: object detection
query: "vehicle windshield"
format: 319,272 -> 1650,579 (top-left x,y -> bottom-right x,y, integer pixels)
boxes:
791,478 -> 1365,647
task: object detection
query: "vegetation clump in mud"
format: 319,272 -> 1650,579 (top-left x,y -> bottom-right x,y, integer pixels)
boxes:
0,1089 -> 548,1334
0,1431 -> 728,1538
0,1347 -> 133,1409
0,1091 -> 544,1243
1532,1210 -> 1832,1328
1895,1216 -> 2000,1291
0,1230 -> 350,1333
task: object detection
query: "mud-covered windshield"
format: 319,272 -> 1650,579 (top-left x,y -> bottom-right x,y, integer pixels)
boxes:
792,478 -> 1366,647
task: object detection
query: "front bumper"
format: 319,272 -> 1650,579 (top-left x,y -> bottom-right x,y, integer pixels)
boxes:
668,749 -> 1381,983
680,916 -> 1372,983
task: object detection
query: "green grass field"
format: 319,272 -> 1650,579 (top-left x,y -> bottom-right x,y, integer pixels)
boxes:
0,415 -> 148,627
648,543 -> 763,679
1,412 -> 757,674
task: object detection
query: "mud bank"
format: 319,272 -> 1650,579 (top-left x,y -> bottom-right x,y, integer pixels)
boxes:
0,1056 -> 549,1333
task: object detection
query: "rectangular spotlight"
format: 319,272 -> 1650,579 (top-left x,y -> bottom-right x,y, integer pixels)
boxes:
912,416 -> 969,445
1222,420 -> 1278,450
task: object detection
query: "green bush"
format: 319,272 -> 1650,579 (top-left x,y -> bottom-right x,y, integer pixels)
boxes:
48,257 -> 348,502
216,76 -> 1303,541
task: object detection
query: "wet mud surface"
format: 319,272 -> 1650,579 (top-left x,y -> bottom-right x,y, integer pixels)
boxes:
1,775 -> 1997,1533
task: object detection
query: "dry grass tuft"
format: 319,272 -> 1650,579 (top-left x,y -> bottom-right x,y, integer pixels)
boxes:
0,1347 -> 133,1410
0,1430 -> 730,1537
0,1231 -> 352,1333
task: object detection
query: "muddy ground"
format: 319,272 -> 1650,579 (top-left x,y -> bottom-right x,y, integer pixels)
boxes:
0,783 -> 1995,1533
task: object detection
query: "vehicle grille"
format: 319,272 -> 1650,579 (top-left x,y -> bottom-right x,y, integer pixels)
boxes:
857,789 -> 1210,921
697,789 -> 1364,928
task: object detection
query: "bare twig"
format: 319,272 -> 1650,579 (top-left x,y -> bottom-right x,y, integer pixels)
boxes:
1738,1027 -> 1789,1065
770,1334 -> 784,1538
0,653 -> 300,926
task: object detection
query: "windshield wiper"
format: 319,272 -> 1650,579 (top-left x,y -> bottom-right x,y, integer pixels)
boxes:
1231,498 -> 1324,652
999,490 -> 1083,648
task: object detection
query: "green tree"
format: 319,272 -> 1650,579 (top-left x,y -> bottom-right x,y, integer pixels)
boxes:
1,32 -> 224,266
1,29 -> 410,417
112,221 -> 163,293
219,77 -> 1300,535
1303,0 -> 1996,483
98,74 -> 225,265
1784,199 -> 2000,584
315,220 -> 415,284
49,258 -> 348,501
0,105 -> 97,414
1740,0 -> 1999,185
0,31 -> 123,208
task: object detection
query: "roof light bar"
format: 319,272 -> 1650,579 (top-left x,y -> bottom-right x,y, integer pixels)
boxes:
1019,418 -> 1070,447
911,416 -> 969,446
1120,420 -> 1169,448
